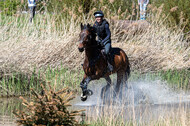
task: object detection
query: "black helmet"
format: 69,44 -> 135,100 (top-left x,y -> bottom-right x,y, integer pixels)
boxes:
94,11 -> 104,17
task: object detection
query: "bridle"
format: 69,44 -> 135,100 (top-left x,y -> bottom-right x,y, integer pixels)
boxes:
80,29 -> 99,49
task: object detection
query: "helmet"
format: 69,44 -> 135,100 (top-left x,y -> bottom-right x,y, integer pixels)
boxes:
94,11 -> 104,17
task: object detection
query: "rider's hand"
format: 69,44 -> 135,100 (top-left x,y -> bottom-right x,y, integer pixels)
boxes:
97,40 -> 102,45
101,42 -> 104,46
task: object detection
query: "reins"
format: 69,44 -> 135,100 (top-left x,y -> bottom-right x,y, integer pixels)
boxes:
85,44 -> 99,49
85,37 -> 99,49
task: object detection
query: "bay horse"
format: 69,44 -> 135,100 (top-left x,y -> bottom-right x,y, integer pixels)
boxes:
78,23 -> 130,101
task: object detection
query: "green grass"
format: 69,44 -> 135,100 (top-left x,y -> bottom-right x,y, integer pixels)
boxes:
0,98 -> 22,119
0,65 -> 84,97
159,69 -> 190,89
129,69 -> 190,90
1,0 -> 189,32
0,67 -> 189,97
44,65 -> 84,91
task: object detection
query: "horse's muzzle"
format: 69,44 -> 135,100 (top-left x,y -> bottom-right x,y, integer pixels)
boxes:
78,47 -> 84,52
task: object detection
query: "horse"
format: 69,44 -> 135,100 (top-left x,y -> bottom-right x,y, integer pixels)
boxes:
78,23 -> 130,101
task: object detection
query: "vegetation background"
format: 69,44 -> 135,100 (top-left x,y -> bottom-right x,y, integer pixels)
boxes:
0,0 -> 190,125
0,0 -> 190,32
0,0 -> 189,93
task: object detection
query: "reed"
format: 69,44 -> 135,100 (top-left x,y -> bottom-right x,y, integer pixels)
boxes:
0,3 -> 189,96
0,1 -> 189,125
129,69 -> 190,90
85,95 -> 190,126
0,66 -> 84,97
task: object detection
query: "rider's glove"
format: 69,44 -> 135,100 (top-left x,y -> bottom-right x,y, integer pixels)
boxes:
101,41 -> 105,46
97,40 -> 102,45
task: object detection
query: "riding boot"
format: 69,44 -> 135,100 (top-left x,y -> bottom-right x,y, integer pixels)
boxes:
106,55 -> 113,72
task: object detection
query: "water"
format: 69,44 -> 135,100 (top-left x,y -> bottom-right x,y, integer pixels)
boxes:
0,77 -> 190,125
73,77 -> 190,122
0,98 -> 22,126
75,78 -> 190,105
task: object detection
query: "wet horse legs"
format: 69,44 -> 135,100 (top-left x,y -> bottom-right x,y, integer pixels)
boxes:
115,71 -> 126,95
80,76 -> 93,101
80,77 -> 91,93
101,76 -> 112,99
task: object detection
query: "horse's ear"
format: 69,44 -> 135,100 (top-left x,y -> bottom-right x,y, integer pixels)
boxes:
90,27 -> 95,32
81,23 -> 83,30
87,23 -> 90,28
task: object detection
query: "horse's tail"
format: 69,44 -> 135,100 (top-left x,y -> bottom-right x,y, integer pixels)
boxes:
125,56 -> 130,79
126,64 -> 130,78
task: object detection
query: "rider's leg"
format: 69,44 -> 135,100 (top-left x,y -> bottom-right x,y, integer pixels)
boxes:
29,6 -> 36,23
104,43 -> 113,72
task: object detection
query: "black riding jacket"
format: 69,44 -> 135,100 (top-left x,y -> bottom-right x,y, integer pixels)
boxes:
93,19 -> 111,45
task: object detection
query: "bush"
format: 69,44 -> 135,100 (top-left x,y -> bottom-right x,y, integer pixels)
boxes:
13,84 -> 86,126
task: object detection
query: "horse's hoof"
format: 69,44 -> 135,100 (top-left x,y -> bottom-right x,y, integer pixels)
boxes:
87,89 -> 93,96
81,95 -> 87,101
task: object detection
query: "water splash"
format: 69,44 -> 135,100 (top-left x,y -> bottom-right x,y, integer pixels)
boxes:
75,77 -> 190,106
126,79 -> 190,105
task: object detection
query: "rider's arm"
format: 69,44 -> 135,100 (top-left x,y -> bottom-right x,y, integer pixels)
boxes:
92,24 -> 97,33
102,23 -> 111,45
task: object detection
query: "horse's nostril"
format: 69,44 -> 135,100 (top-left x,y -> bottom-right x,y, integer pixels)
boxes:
78,48 -> 84,52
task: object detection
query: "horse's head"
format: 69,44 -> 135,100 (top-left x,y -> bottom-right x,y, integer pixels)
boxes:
78,23 -> 95,52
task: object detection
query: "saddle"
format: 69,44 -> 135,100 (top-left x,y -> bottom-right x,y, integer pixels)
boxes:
82,45 -> 114,69
100,47 -> 113,63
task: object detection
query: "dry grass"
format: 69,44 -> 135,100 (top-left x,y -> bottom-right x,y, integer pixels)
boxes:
86,101 -> 190,126
0,14 -> 83,73
0,4 -> 189,126
0,9 -> 189,74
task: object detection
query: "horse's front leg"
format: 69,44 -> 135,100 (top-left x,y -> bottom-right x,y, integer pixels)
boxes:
80,76 -> 93,101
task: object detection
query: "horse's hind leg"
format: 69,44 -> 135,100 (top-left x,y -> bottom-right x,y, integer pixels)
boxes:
125,65 -> 130,89
115,71 -> 124,95
101,76 -> 112,100
115,71 -> 127,101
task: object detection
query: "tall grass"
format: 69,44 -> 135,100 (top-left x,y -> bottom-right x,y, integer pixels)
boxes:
0,6 -> 189,71
160,69 -> 190,90
152,0 -> 190,33
0,66 -> 84,97
0,67 -> 189,97
0,0 -> 189,96
87,104 -> 190,126
129,69 -> 190,90
1,0 -> 189,32
0,1 -> 189,126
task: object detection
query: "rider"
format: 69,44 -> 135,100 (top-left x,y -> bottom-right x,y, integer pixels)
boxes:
93,11 -> 113,72
28,0 -> 37,22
